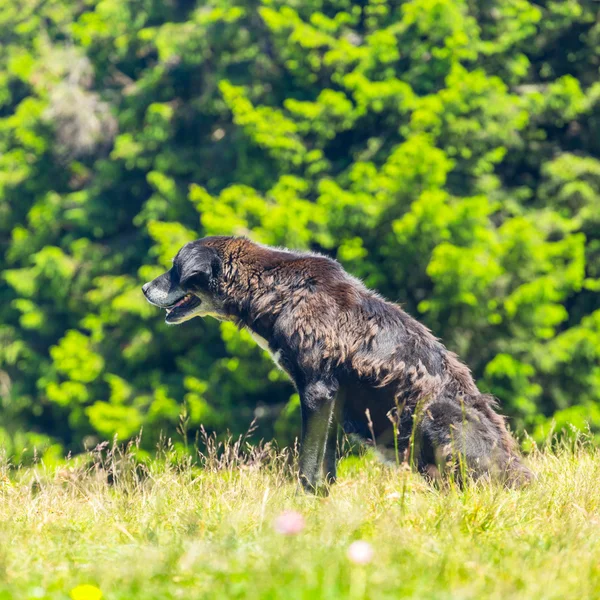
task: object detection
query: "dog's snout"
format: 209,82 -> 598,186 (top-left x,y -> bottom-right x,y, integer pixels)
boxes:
142,282 -> 150,296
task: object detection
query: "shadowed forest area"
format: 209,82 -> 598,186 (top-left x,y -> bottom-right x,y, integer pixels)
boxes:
1,0 -> 600,461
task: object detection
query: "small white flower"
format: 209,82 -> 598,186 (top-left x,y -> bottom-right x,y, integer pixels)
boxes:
347,540 -> 374,565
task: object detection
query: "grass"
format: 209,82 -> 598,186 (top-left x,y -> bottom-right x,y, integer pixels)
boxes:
1,434 -> 600,600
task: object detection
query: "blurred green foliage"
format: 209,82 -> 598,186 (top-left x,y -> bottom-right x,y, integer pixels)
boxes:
1,0 -> 599,458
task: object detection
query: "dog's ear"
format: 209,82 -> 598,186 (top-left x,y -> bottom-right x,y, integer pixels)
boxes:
178,245 -> 221,290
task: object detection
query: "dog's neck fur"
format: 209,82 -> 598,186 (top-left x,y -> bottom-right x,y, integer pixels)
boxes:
203,237 -> 289,335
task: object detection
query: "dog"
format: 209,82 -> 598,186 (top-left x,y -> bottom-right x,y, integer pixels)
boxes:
143,236 -> 532,492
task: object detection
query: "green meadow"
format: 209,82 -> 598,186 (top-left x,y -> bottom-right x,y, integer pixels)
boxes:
2,439 -> 599,600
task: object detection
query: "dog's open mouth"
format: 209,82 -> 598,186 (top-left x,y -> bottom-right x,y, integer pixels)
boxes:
165,294 -> 201,322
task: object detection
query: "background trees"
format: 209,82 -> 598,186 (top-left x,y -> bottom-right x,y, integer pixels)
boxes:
1,0 -> 599,458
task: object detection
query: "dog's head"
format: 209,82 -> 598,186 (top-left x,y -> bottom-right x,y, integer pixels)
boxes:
142,241 -> 225,324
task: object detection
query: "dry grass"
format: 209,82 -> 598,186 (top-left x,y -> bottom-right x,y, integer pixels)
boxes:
1,434 -> 600,599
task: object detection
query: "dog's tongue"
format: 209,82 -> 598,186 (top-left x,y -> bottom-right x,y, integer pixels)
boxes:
166,294 -> 191,314
174,294 -> 191,308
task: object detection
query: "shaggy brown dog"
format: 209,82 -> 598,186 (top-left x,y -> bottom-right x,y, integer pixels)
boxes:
143,236 -> 532,492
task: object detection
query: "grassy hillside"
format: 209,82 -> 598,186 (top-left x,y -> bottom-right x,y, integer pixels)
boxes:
1,439 -> 600,599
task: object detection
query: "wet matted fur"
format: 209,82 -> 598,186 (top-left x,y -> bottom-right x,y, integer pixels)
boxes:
143,236 -> 532,492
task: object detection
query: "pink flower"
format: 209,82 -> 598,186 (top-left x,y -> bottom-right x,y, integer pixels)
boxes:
347,541 -> 374,565
273,510 -> 305,535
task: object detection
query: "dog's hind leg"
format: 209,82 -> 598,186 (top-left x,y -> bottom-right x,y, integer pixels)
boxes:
414,398 -> 496,484
416,397 -> 532,486
298,379 -> 338,494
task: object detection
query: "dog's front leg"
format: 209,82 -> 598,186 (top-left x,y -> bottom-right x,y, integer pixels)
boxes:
322,420 -> 338,485
298,379 -> 338,494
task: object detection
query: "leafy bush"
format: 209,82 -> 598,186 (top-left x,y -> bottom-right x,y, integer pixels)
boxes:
1,0 -> 599,457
